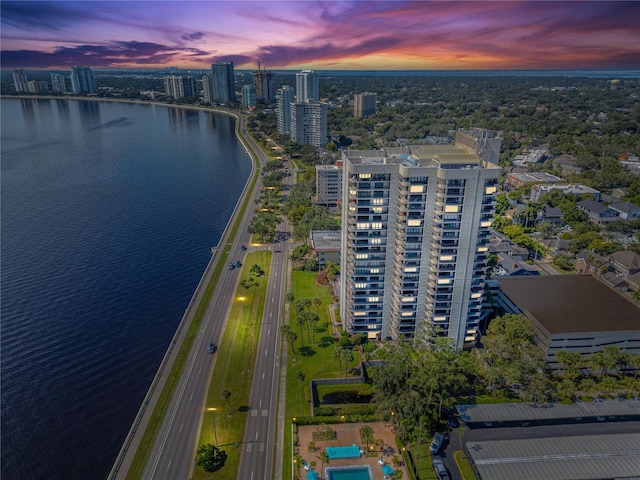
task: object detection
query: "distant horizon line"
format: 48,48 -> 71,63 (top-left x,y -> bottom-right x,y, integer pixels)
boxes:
5,67 -> 640,73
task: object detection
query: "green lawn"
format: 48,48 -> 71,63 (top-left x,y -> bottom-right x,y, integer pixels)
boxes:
193,250 -> 272,480
282,271 -> 361,480
455,450 -> 477,480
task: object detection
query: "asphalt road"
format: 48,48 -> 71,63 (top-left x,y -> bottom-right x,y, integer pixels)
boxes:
236,154 -> 296,480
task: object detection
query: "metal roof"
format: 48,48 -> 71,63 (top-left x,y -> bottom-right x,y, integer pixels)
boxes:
457,398 -> 640,423
467,433 -> 640,480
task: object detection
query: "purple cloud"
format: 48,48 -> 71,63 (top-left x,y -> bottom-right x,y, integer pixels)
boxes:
181,32 -> 205,42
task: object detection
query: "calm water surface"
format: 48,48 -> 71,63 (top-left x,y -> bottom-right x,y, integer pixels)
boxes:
1,98 -> 251,479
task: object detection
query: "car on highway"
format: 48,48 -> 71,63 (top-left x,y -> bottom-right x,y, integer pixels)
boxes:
241,245 -> 247,251
207,342 -> 217,354
235,260 -> 242,268
228,263 -> 235,270
432,459 -> 449,480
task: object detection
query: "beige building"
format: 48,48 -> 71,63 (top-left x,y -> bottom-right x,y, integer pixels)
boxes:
315,163 -> 343,206
354,92 -> 377,118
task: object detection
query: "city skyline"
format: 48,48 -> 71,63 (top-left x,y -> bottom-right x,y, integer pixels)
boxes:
1,1 -> 639,71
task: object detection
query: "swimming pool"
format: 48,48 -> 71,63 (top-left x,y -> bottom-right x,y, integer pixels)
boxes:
325,444 -> 362,459
326,465 -> 373,480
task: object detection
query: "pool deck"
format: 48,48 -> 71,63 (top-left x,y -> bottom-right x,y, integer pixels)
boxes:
295,421 -> 408,480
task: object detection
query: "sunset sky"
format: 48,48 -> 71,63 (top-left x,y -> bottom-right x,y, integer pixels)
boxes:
2,1 -> 639,71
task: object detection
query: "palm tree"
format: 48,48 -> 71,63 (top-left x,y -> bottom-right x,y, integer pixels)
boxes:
312,297 -> 321,315
281,324 -> 297,354
285,292 -> 295,304
360,425 -> 374,452
221,389 -> 232,416
317,450 -> 329,472
332,347 -> 343,375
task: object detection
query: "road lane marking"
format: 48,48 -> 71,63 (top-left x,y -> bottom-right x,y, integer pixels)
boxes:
255,432 -> 259,440
262,372 -> 265,380
262,409 -> 268,416
265,349 -> 268,356
166,460 -> 171,471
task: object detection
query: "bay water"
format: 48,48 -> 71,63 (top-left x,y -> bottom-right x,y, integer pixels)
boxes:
0,98 -> 251,479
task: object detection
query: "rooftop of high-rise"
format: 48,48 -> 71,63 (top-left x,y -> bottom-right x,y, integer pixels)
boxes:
342,144 -> 499,170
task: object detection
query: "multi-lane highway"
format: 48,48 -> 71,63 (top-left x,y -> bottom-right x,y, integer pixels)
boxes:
111,112 -> 275,480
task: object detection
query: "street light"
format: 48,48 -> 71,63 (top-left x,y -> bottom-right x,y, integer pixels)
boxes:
206,407 -> 218,446
238,296 -> 247,325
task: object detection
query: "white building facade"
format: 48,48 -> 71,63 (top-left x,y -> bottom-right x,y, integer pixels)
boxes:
276,85 -> 295,135
340,131 -> 502,349
295,70 -> 319,102
290,101 -> 327,148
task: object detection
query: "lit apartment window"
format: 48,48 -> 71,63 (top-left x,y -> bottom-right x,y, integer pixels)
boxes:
371,222 -> 382,229
353,311 -> 366,316
433,316 -> 447,321
401,311 -> 414,317
407,219 -> 421,227
370,238 -> 381,244
480,221 -> 492,227
372,198 -> 385,205
355,283 -> 367,288
356,254 -> 369,259
368,296 -> 380,302
437,279 -> 451,285
471,292 -> 482,299
485,186 -> 497,194
370,268 -> 380,274
444,205 -> 460,213
404,267 -> 417,273
477,247 -> 488,252
358,173 -> 372,179
440,255 -> 454,261
410,185 -> 425,193
401,296 -> 415,303
357,223 -> 370,230
373,207 -> 384,213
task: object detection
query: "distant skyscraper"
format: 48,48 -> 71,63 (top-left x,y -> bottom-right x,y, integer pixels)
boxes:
70,66 -> 96,94
290,101 -> 327,148
295,70 -> 319,103
241,85 -> 257,108
252,64 -> 275,102
211,62 -> 236,103
202,74 -> 214,104
28,80 -> 49,94
163,76 -> 195,99
276,85 -> 295,135
339,130 -> 502,349
354,92 -> 377,118
12,68 -> 29,93
51,73 -> 67,94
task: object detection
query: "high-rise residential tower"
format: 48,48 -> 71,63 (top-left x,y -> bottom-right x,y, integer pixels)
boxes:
70,66 -> 96,94
295,70 -> 319,103
51,73 -> 67,94
163,76 -> 195,99
290,101 -> 327,148
12,68 -> 29,93
339,130 -> 502,350
202,74 -> 214,104
211,61 -> 236,103
354,92 -> 377,118
276,85 -> 295,135
241,85 -> 257,109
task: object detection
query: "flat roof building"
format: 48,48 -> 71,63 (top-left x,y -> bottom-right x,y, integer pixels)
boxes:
496,275 -> 640,368
315,164 -> 343,206
309,230 -> 341,270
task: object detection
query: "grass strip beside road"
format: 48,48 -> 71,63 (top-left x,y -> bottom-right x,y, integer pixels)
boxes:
194,250 -> 272,480
124,121 -> 259,480
454,450 -> 476,480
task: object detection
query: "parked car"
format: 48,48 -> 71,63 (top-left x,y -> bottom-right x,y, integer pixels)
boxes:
430,432 -> 445,454
447,416 -> 459,429
207,342 -> 217,354
432,459 -> 449,480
